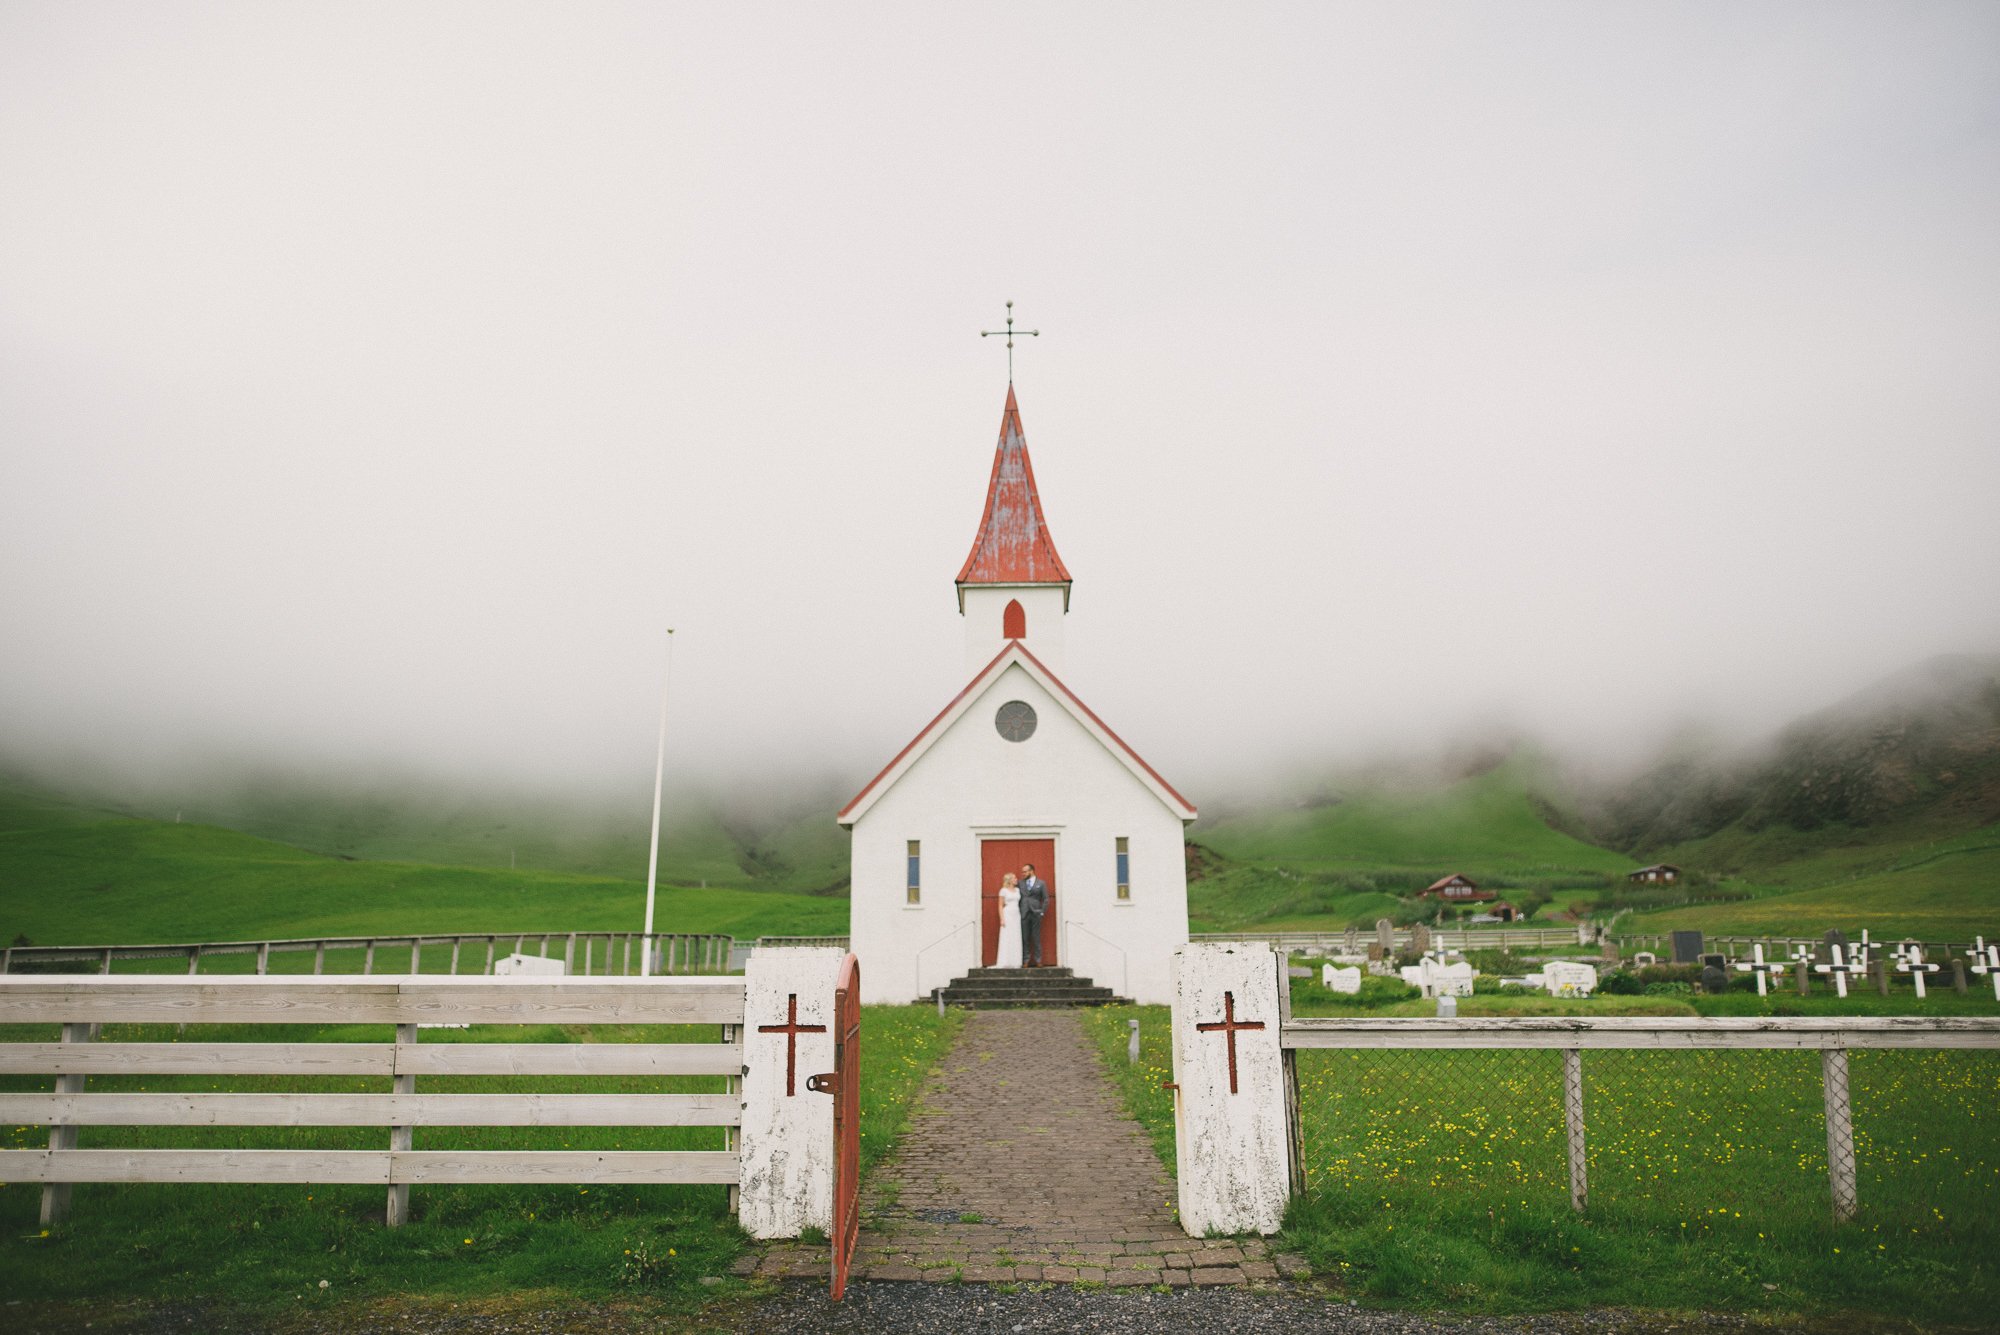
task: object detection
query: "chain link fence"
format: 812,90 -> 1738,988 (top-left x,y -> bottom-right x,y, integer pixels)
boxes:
1287,1025 -> 2000,1244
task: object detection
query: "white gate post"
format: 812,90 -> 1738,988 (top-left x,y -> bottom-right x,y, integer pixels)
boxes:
738,946 -> 846,1239
1170,942 -> 1291,1236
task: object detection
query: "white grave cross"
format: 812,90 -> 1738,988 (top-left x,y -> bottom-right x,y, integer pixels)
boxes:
1734,943 -> 1785,997
1968,938 -> 2000,1002
1895,944 -> 1941,1000
1814,944 -> 1866,999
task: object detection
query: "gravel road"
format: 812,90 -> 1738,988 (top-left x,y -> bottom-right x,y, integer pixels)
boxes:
9,1284 -> 1933,1335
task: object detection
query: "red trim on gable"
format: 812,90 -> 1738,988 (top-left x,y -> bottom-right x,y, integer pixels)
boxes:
837,642 -> 1016,824
837,641 -> 1196,825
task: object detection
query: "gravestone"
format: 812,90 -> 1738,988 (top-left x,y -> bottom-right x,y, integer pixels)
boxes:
1600,938 -> 1620,963
1343,927 -> 1359,954
1428,959 -> 1476,997
1700,962 -> 1730,994
1542,961 -> 1597,997
1375,918 -> 1396,954
494,952 -> 567,976
1671,930 -> 1704,965
1632,951 -> 1658,967
1399,964 -> 1429,992
1818,929 -> 1849,966
1410,922 -> 1433,955
1322,965 -> 1362,995
1366,942 -> 1385,963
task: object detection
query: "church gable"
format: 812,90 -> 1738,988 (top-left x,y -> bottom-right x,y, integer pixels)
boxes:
838,642 -> 1196,828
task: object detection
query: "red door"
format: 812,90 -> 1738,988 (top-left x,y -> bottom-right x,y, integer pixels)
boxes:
980,838 -> 1056,967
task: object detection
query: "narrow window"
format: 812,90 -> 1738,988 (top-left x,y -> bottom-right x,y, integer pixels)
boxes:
1115,837 -> 1130,901
906,840 -> 921,905
1003,598 -> 1026,639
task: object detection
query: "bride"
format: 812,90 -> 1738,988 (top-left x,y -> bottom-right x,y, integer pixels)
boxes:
995,872 -> 1023,969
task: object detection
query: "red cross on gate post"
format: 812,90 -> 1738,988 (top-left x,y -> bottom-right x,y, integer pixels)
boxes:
1195,989 -> 1266,1095
758,992 -> 827,1097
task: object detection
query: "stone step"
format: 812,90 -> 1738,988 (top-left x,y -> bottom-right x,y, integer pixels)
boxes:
939,994 -> 1124,1008
933,967 -> 1127,1008
938,978 -> 1110,995
932,975 -> 1112,995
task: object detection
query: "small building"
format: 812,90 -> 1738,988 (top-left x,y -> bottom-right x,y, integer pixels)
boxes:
1488,900 -> 1520,923
1627,864 -> 1681,885
1423,873 -> 1494,904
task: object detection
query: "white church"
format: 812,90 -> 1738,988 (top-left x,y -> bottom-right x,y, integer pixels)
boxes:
841,385 -> 1196,1006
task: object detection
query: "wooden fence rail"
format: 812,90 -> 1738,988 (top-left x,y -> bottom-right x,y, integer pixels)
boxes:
0,975 -> 747,1228
1194,926 -> 1591,953
0,932 -> 736,978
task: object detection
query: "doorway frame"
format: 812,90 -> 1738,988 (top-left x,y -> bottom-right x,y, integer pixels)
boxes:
972,825 -> 1062,969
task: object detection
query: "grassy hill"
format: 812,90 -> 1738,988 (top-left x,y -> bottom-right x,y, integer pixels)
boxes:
10,647 -> 2000,948
1188,756 -> 1630,932
1595,656 -> 2000,939
1199,755 -> 1628,878
0,765 -> 851,893
0,794 -> 846,947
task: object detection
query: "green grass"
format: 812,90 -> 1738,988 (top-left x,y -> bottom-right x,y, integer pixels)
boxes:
0,818 -> 847,947
0,1003 -> 958,1318
1629,844 -> 2000,940
1087,990 -> 2000,1319
0,773 -> 852,893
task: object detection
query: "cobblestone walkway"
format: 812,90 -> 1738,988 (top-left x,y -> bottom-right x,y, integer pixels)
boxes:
749,1009 -> 1294,1288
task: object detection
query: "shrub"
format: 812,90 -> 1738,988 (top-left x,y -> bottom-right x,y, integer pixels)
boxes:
1643,980 -> 1694,997
1598,970 -> 1644,996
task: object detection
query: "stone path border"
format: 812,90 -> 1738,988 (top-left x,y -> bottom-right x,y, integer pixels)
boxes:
746,1009 -> 1302,1287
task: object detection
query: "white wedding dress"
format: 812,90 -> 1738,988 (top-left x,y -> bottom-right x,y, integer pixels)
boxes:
995,886 -> 1023,968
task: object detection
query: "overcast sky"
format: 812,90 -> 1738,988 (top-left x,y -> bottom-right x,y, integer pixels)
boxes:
3,1 -> 1997,805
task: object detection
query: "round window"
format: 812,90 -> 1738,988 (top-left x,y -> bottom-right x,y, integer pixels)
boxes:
995,700 -> 1037,742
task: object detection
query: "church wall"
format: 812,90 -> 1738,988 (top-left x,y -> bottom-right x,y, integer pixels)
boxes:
960,585 -> 1067,675
848,662 -> 1188,1006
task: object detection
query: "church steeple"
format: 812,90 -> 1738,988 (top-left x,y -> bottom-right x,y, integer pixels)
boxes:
955,384 -> 1072,607
955,385 -> 1072,672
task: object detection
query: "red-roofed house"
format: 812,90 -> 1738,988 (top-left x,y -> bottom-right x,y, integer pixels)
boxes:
842,385 -> 1196,1005
1423,874 -> 1494,904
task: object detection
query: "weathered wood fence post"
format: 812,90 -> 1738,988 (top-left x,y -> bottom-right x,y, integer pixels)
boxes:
40,1021 -> 90,1226
1168,942 -> 1291,1235
1563,1048 -> 1588,1212
387,1022 -> 417,1226
738,946 -> 846,1238
1822,1047 -> 1857,1223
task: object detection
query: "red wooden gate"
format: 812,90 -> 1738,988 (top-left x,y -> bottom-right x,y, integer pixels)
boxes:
808,952 -> 861,1299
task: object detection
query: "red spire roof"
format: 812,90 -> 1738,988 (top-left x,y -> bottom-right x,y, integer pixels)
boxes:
955,384 -> 1072,598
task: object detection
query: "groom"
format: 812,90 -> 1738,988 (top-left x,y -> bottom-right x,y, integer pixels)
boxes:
1018,863 -> 1048,968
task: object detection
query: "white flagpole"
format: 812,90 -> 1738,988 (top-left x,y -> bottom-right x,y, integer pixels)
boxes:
640,628 -> 675,977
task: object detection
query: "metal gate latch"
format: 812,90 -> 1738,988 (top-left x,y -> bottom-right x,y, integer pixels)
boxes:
806,1072 -> 837,1094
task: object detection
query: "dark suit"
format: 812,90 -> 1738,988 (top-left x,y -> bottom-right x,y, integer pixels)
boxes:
1018,875 -> 1048,966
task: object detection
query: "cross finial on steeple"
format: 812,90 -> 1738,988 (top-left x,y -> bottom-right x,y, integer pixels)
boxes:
980,300 -> 1039,381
